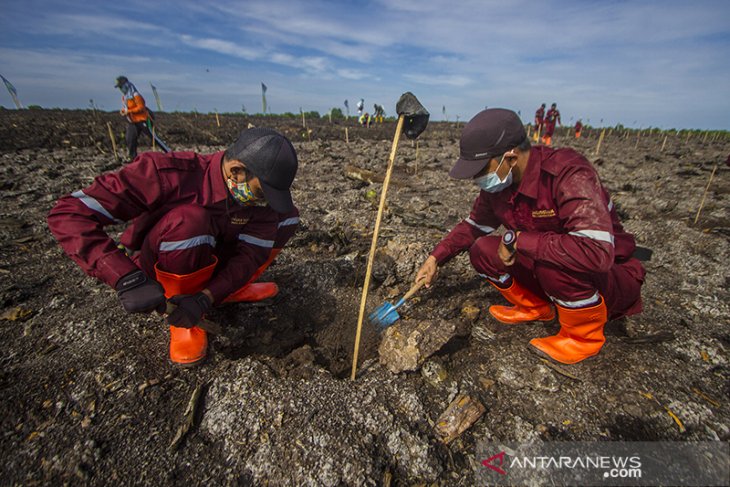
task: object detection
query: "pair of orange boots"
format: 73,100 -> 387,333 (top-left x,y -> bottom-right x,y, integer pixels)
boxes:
489,280 -> 607,364
154,250 -> 280,366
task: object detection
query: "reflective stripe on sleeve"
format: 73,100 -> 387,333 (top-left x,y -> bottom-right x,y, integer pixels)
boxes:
478,272 -> 511,284
465,217 -> 495,234
607,199 -> 614,211
278,217 -> 300,228
72,190 -> 124,224
568,230 -> 615,246
159,235 -> 216,251
550,291 -> 600,309
239,234 -> 275,248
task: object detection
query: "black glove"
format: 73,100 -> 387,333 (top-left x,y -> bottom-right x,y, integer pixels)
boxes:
166,292 -> 212,328
115,270 -> 166,314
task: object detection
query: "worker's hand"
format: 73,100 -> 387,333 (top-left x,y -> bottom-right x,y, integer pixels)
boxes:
497,232 -> 519,267
415,255 -> 439,288
166,292 -> 212,328
120,108 -> 127,116
115,270 -> 166,314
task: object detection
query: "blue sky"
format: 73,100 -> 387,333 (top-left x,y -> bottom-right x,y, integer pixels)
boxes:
1,0 -> 729,129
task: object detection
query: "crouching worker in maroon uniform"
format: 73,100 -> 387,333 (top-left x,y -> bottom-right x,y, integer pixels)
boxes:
415,109 -> 645,364
48,128 -> 300,366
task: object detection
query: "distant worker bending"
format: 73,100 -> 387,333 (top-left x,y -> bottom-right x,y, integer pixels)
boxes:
115,75 -> 170,161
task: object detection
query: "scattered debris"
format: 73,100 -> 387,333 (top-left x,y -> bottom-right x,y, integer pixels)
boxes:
0,307 -> 33,321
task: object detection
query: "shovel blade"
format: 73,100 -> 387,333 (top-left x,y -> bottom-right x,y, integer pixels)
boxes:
368,301 -> 401,328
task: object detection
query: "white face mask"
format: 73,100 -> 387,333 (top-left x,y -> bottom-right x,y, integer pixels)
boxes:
474,153 -> 514,193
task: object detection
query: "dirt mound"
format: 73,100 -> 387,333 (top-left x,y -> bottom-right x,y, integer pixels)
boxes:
1,110 -> 728,484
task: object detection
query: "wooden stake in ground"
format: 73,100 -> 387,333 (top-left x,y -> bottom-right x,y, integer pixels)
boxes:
594,128 -> 606,156
634,130 -> 641,149
693,164 -> 718,225
345,127 -> 349,144
350,92 -> 429,380
660,135 -> 668,152
301,110 -> 306,129
106,122 -> 119,161
415,140 -> 419,176
215,111 -> 220,127
351,115 -> 405,380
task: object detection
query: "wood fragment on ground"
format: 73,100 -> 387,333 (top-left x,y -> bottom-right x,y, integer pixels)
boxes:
540,358 -> 582,381
169,382 -> 205,451
433,394 -> 485,444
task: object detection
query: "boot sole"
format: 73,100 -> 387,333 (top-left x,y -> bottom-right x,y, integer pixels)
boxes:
170,353 -> 207,368
491,313 -> 556,325
528,343 -> 598,365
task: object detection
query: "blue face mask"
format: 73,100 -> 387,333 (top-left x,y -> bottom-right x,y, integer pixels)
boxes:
474,154 -> 514,193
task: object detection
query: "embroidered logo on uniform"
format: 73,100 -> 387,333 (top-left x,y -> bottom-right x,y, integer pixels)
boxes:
230,217 -> 250,225
532,209 -> 556,218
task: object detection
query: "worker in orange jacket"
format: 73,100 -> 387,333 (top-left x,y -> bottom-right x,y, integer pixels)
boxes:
115,76 -> 170,160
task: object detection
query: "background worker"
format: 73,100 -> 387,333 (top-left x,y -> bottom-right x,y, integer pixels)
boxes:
373,104 -> 385,123
542,102 -> 561,146
533,103 -> 545,142
114,75 -> 170,160
415,108 -> 645,364
575,119 -> 583,138
48,128 -> 300,367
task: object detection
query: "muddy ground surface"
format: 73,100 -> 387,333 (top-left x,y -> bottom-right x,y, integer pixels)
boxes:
1,109 -> 728,485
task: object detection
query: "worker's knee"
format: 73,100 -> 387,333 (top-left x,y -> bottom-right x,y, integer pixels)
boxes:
534,262 -> 596,303
468,236 -> 504,277
157,205 -> 214,241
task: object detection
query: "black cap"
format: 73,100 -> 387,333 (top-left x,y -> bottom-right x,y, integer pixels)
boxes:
114,76 -> 128,88
449,108 -> 526,179
226,128 -> 298,213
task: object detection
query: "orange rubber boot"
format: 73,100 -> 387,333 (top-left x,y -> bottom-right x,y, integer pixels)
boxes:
488,280 -> 555,324
222,249 -> 280,304
154,257 -> 217,366
530,296 -> 607,364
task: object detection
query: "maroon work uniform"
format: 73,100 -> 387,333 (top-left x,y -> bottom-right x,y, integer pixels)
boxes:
534,107 -> 545,127
48,151 -> 299,303
431,146 -> 644,319
544,108 -> 560,136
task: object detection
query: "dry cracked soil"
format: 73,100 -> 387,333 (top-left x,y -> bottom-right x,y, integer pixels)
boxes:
0,109 -> 728,485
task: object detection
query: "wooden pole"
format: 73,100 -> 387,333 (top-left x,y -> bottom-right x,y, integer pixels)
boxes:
693,165 -> 718,225
415,140 -> 419,176
594,129 -> 606,156
634,130 -> 641,149
660,135 -> 668,152
351,116 -> 405,381
215,111 -> 220,127
345,127 -> 349,144
107,122 -> 119,161
301,110 -> 306,129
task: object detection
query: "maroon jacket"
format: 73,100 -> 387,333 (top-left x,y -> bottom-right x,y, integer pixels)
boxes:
431,146 -> 636,275
534,107 -> 545,126
48,151 -> 297,303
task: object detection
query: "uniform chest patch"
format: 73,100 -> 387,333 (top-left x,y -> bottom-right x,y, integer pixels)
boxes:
230,216 -> 250,226
532,209 -> 556,218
